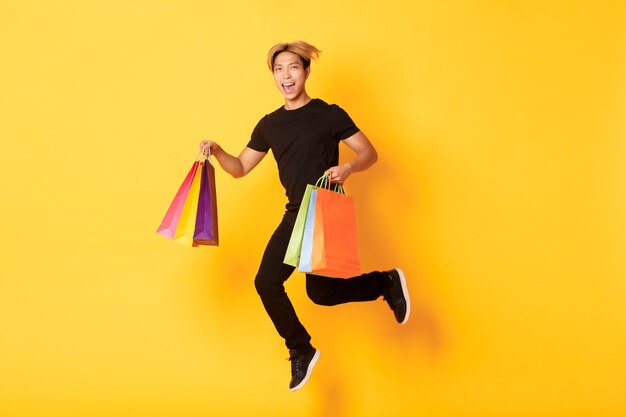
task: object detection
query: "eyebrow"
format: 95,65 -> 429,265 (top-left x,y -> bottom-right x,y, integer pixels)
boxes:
273,61 -> 301,67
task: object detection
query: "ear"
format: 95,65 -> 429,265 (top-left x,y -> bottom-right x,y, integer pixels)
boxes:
305,66 -> 311,79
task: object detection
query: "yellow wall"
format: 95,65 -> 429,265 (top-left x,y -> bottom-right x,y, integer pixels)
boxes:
1,1 -> 625,416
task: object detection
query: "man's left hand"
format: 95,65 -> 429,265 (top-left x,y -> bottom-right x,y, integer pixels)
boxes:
325,164 -> 352,184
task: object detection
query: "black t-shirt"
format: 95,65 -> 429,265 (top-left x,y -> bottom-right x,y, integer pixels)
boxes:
247,98 -> 360,212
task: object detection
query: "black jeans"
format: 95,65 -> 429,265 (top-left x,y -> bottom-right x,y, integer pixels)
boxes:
254,212 -> 388,352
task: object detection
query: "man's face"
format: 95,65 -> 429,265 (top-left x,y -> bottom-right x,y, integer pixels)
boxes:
272,51 -> 310,100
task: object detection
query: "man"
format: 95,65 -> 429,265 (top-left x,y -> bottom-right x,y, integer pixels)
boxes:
199,41 -> 410,392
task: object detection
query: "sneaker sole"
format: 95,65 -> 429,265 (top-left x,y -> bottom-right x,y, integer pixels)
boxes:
395,268 -> 411,325
289,349 -> 320,392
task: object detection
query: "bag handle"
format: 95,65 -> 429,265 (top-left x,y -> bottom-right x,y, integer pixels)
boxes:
315,173 -> 347,195
198,144 -> 214,165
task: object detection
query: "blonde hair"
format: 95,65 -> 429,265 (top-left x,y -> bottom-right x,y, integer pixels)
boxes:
267,41 -> 321,71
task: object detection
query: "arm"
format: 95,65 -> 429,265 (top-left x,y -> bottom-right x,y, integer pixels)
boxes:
199,140 -> 266,178
325,131 -> 378,184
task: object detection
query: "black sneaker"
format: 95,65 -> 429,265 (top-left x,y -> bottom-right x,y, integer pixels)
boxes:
383,268 -> 410,324
288,347 -> 320,392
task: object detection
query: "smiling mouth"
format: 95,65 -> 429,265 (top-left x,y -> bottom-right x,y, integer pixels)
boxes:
282,83 -> 295,87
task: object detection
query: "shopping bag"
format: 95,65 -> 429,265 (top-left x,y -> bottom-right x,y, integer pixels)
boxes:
310,186 -> 360,278
285,175 -> 337,266
156,160 -> 200,239
284,184 -> 315,266
193,155 -> 219,246
173,160 -> 204,246
297,189 -> 318,273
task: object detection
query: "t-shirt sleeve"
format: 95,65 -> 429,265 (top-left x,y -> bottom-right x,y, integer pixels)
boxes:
247,116 -> 270,152
331,105 -> 360,141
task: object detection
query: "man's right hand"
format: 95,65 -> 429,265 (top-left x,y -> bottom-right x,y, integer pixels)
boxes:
197,140 -> 266,179
199,139 -> 221,156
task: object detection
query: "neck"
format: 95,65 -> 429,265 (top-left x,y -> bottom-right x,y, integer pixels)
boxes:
284,94 -> 311,111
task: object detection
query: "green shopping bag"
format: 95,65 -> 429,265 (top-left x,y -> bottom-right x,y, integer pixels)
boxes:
297,188 -> 318,272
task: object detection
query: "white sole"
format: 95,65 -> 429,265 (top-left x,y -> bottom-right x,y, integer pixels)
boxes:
395,268 -> 411,324
290,349 -> 320,392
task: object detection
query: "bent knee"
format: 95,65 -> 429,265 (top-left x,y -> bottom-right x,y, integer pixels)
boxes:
254,275 -> 283,297
306,286 -> 335,306
254,276 -> 269,295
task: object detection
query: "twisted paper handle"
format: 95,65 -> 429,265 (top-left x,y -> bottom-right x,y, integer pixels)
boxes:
198,144 -> 214,165
315,173 -> 346,195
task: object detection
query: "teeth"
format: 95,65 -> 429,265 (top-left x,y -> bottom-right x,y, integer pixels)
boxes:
283,83 -> 295,87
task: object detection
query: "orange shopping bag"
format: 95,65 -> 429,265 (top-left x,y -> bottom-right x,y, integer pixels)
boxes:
310,185 -> 361,278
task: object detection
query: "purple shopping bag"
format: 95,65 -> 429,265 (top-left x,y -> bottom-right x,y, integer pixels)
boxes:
193,157 -> 219,246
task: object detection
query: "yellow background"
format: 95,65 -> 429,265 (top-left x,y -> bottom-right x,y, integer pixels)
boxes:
1,0 -> 625,416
